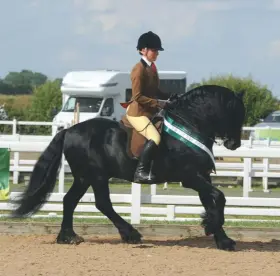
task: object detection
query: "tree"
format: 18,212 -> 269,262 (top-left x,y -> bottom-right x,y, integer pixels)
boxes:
31,72 -> 48,86
2,70 -> 48,95
0,79 -> 14,94
27,79 -> 62,122
4,72 -> 26,86
187,82 -> 200,91
4,70 -> 48,86
54,78 -> 63,85
199,74 -> 278,126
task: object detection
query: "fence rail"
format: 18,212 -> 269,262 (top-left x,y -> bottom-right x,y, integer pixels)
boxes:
0,119 -> 68,136
2,134 -> 280,196
6,156 -> 280,193
1,119 -> 280,140
2,190 -> 280,224
2,120 -> 280,224
1,141 -> 280,224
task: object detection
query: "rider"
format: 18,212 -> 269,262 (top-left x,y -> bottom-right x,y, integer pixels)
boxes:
122,31 -> 170,183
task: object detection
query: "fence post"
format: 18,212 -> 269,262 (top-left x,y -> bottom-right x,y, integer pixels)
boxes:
13,152 -> 19,184
131,182 -> 141,224
243,158 -> 251,197
12,118 -> 17,135
150,184 -> 156,195
248,136 -> 253,148
263,158 -> 269,193
167,205 -> 175,220
266,137 -> 271,147
248,158 -> 253,192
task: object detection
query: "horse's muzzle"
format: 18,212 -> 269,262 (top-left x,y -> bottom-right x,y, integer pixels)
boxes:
223,139 -> 241,150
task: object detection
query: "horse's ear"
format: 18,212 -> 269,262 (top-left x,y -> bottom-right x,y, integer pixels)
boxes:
236,90 -> 245,100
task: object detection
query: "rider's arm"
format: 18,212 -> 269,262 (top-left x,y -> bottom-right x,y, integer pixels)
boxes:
131,64 -> 161,108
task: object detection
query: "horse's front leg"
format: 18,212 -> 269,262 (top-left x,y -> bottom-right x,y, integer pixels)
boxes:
182,173 -> 236,251
91,176 -> 142,244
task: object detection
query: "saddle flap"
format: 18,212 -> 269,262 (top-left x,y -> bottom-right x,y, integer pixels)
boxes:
120,116 -> 163,158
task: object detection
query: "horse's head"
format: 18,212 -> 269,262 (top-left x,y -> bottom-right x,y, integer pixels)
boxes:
221,90 -> 245,150
165,85 -> 246,151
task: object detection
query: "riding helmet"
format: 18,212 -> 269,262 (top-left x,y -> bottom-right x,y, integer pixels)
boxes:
136,31 -> 164,51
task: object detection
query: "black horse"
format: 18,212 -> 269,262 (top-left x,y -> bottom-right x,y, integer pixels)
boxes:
11,84 -> 246,251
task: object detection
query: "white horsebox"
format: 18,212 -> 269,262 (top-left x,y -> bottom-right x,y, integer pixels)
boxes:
52,70 -> 187,134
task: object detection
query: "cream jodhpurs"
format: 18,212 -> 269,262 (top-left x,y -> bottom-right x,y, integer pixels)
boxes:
126,107 -> 160,145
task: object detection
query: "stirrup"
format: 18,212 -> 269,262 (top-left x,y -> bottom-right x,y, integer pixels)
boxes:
134,163 -> 155,184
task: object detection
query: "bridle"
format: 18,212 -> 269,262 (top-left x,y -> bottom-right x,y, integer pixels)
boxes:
162,96 -> 226,146
134,94 -> 229,147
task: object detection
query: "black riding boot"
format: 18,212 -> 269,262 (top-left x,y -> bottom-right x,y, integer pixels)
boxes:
134,140 -> 158,184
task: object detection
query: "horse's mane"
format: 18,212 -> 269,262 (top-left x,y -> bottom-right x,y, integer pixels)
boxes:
168,84 -> 244,139
171,85 -> 237,119
181,85 -> 236,106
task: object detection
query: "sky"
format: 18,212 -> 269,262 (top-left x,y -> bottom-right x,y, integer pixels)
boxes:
0,0 -> 280,96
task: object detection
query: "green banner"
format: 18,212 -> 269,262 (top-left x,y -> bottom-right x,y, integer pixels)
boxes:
255,129 -> 280,141
0,148 -> 10,200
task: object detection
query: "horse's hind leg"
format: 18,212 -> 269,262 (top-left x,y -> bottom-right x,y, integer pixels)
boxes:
56,177 -> 90,244
91,174 -> 142,244
182,173 -> 236,251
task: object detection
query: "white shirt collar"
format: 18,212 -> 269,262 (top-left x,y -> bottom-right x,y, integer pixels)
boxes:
141,56 -> 152,66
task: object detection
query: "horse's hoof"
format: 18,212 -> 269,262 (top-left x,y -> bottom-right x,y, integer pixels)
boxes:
215,236 -> 236,251
121,228 -> 142,244
56,230 -> 85,245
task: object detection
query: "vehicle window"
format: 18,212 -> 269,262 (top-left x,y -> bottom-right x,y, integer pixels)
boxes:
159,78 -> 186,95
63,97 -> 76,111
101,98 -> 114,116
264,114 -> 280,123
62,97 -> 103,113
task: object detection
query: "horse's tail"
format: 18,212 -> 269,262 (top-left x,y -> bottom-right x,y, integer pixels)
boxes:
11,129 -> 67,218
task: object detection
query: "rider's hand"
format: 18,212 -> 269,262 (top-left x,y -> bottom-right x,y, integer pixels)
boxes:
169,93 -> 179,101
157,100 -> 169,108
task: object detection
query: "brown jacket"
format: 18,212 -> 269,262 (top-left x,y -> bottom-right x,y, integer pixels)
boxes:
125,59 -> 169,118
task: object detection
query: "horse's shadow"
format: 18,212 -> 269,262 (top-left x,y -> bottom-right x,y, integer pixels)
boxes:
84,236 -> 280,252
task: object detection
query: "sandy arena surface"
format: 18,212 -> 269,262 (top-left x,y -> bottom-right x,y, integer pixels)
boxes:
1,234 -> 280,276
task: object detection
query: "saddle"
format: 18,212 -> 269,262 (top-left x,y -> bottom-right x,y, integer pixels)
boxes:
119,114 -> 164,159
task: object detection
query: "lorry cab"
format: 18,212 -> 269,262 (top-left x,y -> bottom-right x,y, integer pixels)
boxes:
52,69 -> 187,135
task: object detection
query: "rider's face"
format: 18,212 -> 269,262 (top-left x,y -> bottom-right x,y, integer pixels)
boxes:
141,48 -> 159,62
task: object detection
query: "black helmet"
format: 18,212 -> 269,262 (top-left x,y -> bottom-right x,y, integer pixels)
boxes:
136,31 -> 164,51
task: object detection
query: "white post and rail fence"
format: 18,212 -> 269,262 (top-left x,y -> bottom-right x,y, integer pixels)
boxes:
1,140 -> 280,224
1,120 -> 280,224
